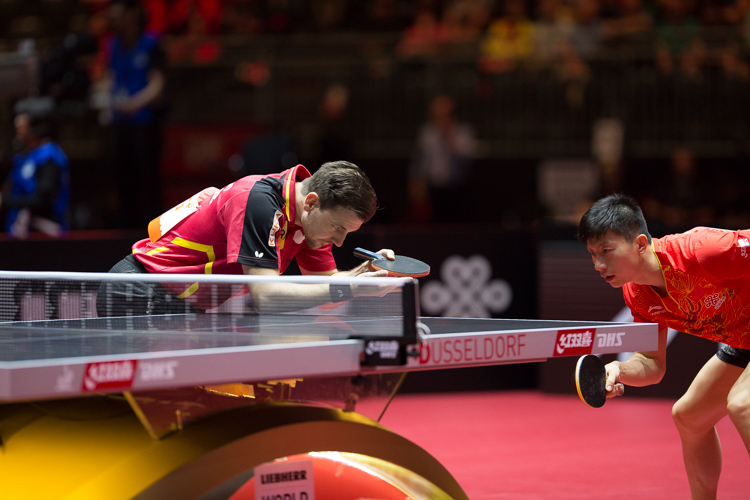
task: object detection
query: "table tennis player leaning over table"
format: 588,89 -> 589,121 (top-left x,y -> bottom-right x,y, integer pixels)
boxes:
578,193 -> 750,500
97,161 -> 397,316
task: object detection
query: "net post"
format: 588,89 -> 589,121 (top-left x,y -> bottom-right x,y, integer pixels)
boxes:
401,279 -> 419,340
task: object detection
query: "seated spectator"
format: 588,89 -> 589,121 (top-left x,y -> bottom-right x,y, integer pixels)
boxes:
654,0 -> 702,76
717,40 -> 750,80
698,0 -> 745,51
359,0 -> 413,32
396,7 -> 451,60
741,0 -> 750,52
533,0 -> 591,109
556,40 -> 592,108
602,0 -> 654,54
567,0 -> 606,61
532,0 -> 576,70
442,0 -> 492,44
478,0 -> 535,74
221,0 -> 265,35
166,0 -> 224,35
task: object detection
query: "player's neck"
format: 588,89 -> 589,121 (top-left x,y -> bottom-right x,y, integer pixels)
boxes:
294,182 -> 305,225
638,245 -> 666,290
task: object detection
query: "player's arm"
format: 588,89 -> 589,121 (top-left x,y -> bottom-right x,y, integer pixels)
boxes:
604,323 -> 668,396
298,249 -> 396,278
242,264 -> 390,313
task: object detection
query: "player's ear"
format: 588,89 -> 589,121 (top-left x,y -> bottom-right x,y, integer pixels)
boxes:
635,234 -> 649,254
303,192 -> 319,211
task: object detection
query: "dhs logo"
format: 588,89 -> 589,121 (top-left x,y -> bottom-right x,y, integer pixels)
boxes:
596,331 -> 624,348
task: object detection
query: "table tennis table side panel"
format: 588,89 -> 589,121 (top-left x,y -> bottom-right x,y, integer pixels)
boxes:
0,319 -> 659,402
0,340 -> 364,402
402,321 -> 659,370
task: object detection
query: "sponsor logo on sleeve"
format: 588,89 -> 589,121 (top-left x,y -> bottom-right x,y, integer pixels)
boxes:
268,210 -> 283,247
739,237 -> 749,258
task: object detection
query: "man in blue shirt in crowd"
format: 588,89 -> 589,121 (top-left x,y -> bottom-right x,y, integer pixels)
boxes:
103,0 -> 166,229
1,104 -> 70,238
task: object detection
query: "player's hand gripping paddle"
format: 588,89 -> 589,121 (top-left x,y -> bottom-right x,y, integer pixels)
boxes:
575,354 -> 624,408
354,248 -> 430,278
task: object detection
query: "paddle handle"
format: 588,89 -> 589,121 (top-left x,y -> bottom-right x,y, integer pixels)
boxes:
353,247 -> 381,261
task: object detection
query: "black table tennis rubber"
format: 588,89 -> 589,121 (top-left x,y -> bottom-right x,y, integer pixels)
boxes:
353,248 -> 430,278
575,354 -> 624,408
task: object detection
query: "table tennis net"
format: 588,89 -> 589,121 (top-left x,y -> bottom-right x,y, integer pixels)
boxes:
0,272 -> 417,324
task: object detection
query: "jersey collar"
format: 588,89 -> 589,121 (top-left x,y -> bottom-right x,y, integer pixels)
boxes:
282,164 -> 312,226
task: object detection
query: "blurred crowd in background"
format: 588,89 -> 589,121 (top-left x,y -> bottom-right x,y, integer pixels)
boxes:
65,0 -> 750,83
0,0 -> 749,237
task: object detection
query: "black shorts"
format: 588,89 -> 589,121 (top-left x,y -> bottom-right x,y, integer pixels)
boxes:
716,345 -> 750,369
96,254 -> 200,317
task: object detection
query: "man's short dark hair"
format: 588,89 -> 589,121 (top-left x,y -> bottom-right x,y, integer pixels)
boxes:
577,193 -> 651,244
14,97 -> 54,138
302,161 -> 378,222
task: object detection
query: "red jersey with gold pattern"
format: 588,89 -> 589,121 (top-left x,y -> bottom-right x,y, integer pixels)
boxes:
131,165 -> 336,309
623,227 -> 750,349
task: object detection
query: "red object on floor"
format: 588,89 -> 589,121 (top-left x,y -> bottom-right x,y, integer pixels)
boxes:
229,452 -> 439,500
379,391 -> 750,500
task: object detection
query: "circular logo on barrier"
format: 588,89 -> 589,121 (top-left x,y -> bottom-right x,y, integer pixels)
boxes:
421,255 -> 512,318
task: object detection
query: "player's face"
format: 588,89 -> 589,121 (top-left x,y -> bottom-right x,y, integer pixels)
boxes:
14,114 -> 31,148
302,195 -> 364,249
586,231 -> 642,288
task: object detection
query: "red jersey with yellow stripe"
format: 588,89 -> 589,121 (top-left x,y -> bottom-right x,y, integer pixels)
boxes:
132,165 -> 336,309
624,227 -> 750,349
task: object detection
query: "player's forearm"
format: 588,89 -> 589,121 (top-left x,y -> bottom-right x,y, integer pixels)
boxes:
249,282 -> 336,313
612,352 -> 666,387
334,263 -> 371,277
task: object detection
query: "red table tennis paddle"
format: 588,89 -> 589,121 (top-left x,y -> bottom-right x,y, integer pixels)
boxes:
575,354 -> 624,408
353,248 -> 430,278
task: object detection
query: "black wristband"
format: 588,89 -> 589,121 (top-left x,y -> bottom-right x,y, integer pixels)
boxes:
329,284 -> 353,303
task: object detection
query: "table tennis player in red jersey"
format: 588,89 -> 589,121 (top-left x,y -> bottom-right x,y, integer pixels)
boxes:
578,193 -> 750,500
97,161 -> 397,315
